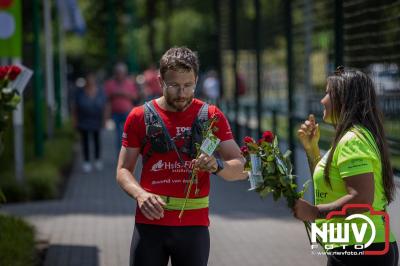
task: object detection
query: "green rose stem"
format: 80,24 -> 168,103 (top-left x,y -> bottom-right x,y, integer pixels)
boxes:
179,116 -> 218,219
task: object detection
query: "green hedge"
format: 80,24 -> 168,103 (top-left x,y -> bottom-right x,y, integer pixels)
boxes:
0,172 -> 28,202
0,214 -> 37,266
0,121 -> 76,202
25,161 -> 60,200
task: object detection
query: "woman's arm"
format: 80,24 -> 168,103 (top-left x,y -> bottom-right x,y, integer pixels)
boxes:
294,172 -> 375,221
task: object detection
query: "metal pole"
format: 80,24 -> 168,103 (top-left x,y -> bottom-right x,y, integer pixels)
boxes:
59,20 -> 68,121
334,0 -> 343,67
127,0 -> 139,73
214,0 -> 224,100
254,0 -> 262,136
304,0 -> 312,115
12,58 -> 24,183
285,0 -> 295,169
33,0 -> 44,157
107,0 -> 117,73
55,0 -> 68,121
230,0 -> 239,142
44,0 -> 55,138
54,4 -> 62,128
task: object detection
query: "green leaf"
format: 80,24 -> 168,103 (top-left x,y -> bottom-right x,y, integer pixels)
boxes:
279,175 -> 289,186
273,136 -> 278,149
266,154 -> 274,162
258,186 -> 273,198
298,179 -> 312,199
272,189 -> 281,201
283,150 -> 292,160
265,162 -> 275,174
276,156 -> 287,175
246,142 -> 259,152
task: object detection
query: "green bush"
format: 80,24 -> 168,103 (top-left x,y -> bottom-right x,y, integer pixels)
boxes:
44,137 -> 74,170
0,214 -> 37,266
25,161 -> 60,200
0,172 -> 29,202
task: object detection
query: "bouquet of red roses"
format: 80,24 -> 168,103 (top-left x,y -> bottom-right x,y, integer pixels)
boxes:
0,65 -> 22,203
241,131 -> 311,208
241,131 -> 314,244
0,65 -> 22,133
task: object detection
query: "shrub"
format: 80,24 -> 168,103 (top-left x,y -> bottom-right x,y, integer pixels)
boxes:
0,172 -> 29,202
25,161 -> 60,200
0,214 -> 37,266
44,137 -> 74,170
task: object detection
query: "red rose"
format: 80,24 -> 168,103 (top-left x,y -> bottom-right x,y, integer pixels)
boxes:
262,130 -> 274,143
0,66 -> 10,79
8,65 -> 21,80
244,136 -> 255,143
240,146 -> 249,154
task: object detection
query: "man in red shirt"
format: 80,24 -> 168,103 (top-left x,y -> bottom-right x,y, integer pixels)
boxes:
116,47 -> 246,266
105,62 -> 139,152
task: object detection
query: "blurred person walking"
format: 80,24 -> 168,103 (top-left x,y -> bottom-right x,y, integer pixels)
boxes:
201,70 -> 220,105
105,62 -> 139,153
143,64 -> 162,101
72,72 -> 107,173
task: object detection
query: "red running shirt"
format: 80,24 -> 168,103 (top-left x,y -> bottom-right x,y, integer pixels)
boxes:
122,99 -> 233,226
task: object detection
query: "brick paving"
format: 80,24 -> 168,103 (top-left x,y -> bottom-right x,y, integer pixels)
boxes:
2,129 -> 399,266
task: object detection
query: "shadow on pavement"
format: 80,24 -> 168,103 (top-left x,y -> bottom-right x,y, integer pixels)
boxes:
43,245 -> 99,266
210,176 -> 295,220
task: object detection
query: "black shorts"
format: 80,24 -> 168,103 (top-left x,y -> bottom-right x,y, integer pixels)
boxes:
327,241 -> 399,266
130,223 -> 210,266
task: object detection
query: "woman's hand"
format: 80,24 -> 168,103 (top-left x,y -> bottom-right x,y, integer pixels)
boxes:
136,191 -> 166,220
293,198 -> 319,222
297,114 -> 320,151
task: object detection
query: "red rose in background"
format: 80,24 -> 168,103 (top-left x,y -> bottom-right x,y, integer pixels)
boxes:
240,145 -> 249,155
262,130 -> 274,143
0,67 -> 7,79
0,66 -> 10,79
0,0 -> 13,8
244,136 -> 255,143
9,66 -> 21,80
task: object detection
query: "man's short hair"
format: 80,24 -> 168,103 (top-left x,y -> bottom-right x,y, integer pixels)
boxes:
159,47 -> 199,79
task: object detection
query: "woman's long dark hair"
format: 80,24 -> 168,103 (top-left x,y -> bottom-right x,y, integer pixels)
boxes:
323,67 -> 395,204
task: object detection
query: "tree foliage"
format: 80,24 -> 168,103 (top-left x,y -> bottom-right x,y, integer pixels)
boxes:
68,0 -> 218,73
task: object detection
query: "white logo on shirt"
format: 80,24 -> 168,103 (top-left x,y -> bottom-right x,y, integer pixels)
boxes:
150,160 -> 194,173
151,160 -> 164,172
176,127 -> 191,136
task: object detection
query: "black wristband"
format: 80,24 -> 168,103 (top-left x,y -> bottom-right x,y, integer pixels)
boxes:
212,158 -> 224,174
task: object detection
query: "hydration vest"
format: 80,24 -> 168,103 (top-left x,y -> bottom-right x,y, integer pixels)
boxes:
140,101 -> 209,164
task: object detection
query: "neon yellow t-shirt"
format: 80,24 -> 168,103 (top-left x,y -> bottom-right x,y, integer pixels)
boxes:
313,125 -> 396,248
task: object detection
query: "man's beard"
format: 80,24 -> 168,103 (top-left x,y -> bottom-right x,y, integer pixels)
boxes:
165,94 -> 194,112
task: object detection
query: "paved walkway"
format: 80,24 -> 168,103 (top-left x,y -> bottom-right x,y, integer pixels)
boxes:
2,128 -> 400,266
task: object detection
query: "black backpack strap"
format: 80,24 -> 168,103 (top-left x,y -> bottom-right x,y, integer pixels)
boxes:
140,102 -> 157,163
181,103 -> 210,156
144,101 -> 189,170
140,101 -> 159,152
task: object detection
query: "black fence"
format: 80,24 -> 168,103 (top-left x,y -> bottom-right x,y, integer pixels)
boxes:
215,0 -> 400,173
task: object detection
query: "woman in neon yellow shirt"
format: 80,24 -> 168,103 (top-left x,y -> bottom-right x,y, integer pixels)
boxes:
294,66 -> 398,266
